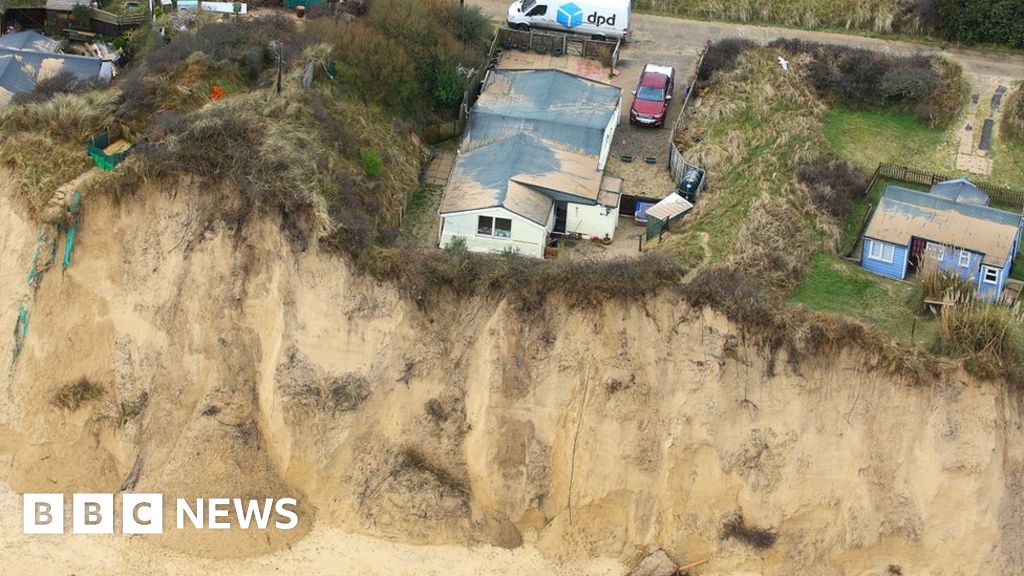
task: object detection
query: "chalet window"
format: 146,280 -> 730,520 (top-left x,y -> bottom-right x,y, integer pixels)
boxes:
925,242 -> 944,260
494,218 -> 512,238
981,266 -> 1000,285
868,240 -> 894,264
477,216 -> 512,239
959,250 -> 971,267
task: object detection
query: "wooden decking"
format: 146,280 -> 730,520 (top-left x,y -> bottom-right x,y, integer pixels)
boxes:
1001,279 -> 1022,306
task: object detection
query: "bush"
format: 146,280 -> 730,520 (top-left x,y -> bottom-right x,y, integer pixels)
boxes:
697,38 -> 755,85
935,0 -> 1024,49
52,378 -> 105,411
451,5 -> 493,48
423,57 -> 467,110
766,39 -> 962,126
1002,85 -> 1024,143
361,148 -> 384,178
361,247 -> 681,311
721,513 -> 778,549
12,72 -> 100,105
795,160 -> 866,222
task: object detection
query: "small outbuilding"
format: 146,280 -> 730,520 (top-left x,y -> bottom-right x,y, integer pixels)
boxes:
860,179 -> 1023,302
643,192 -> 693,240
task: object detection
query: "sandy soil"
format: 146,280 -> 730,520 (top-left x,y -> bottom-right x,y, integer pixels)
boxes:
1,173 -> 1023,575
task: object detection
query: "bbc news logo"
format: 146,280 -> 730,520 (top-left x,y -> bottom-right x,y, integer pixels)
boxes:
23,494 -> 299,534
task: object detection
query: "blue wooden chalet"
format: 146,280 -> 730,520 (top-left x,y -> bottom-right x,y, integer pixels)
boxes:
860,178 -> 1023,302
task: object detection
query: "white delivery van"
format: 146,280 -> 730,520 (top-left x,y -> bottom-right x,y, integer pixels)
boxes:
506,0 -> 631,40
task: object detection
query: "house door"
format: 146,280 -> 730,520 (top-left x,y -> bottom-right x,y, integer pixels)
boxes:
908,237 -> 927,272
554,201 -> 567,234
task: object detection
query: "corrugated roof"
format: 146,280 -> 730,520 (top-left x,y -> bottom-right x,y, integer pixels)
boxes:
645,192 -> 693,222
440,133 -> 606,225
466,69 -> 620,158
930,177 -> 989,206
0,31 -> 61,52
0,41 -> 107,106
864,185 -> 1022,267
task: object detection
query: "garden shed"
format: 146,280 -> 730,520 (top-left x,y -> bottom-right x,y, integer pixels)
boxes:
643,192 -> 692,240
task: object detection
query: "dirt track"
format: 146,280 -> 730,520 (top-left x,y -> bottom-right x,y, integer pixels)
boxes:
475,0 -> 1024,80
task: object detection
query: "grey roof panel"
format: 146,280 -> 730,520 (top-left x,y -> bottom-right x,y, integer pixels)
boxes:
930,177 -> 989,206
0,47 -> 105,106
0,31 -> 61,52
466,69 -> 619,157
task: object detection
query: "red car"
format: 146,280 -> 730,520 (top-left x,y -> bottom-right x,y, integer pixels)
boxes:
629,64 -> 675,127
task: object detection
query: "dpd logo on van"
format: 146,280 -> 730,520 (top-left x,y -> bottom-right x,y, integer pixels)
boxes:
557,2 -> 617,29
556,2 -> 583,28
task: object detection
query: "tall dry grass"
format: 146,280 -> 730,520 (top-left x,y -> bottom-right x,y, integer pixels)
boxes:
635,0 -> 929,34
935,295 -> 1023,382
914,256 -> 976,311
0,90 -> 119,210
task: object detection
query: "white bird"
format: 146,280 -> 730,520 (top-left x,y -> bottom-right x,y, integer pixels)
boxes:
778,56 -> 789,71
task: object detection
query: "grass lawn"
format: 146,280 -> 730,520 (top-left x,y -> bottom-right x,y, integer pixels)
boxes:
1011,251 -> 1024,282
991,134 -> 1024,190
789,252 -> 937,345
399,185 -> 444,248
823,107 -> 957,175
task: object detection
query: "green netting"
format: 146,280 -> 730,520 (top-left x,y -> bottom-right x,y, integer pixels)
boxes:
26,225 -> 58,289
62,192 -> 82,272
9,305 -> 28,375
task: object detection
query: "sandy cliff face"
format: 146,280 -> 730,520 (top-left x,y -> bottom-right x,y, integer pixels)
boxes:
0,176 -> 1021,575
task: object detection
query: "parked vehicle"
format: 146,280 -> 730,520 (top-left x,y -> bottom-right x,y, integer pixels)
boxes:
629,64 -> 674,127
506,0 -> 631,40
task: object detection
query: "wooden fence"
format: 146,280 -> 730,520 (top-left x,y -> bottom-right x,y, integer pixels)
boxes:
493,27 -> 621,68
876,163 -> 1024,210
667,41 -> 710,185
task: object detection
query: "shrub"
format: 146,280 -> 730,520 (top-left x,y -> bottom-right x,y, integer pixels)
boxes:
361,247 -> 681,311
451,5 -> 493,48
361,148 -> 384,178
697,38 -> 755,85
1002,85 -> 1024,143
12,72 -> 100,105
935,0 -> 1024,49
766,39 -> 961,126
721,513 -> 778,549
52,378 -> 105,411
795,159 -> 866,222
423,57 -> 467,110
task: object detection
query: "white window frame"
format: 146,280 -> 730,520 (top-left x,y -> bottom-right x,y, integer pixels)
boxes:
981,265 -> 1000,285
958,250 -> 971,268
925,241 -> 945,261
476,215 -> 512,240
868,240 -> 895,264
